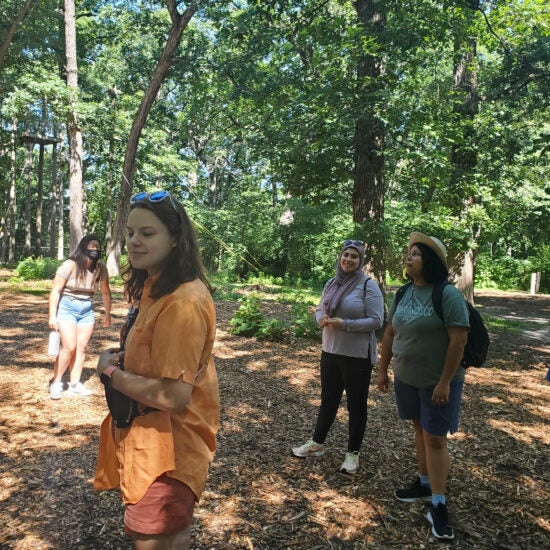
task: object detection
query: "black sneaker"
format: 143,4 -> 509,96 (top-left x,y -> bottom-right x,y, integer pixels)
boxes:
426,503 -> 455,540
395,477 -> 432,502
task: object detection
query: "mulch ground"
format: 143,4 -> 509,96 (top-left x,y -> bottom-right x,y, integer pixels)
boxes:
0,280 -> 548,549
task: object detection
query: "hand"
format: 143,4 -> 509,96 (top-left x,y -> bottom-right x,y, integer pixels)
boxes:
327,317 -> 344,330
377,369 -> 389,393
432,381 -> 450,406
319,314 -> 330,327
102,313 -> 112,328
97,348 -> 121,378
48,317 -> 58,330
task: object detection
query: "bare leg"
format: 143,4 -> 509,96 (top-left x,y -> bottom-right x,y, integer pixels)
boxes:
132,524 -> 192,550
53,322 -> 77,382
423,431 -> 449,496
412,419 -> 428,476
68,323 -> 94,384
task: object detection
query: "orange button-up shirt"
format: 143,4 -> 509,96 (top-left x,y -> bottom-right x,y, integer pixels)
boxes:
94,277 -> 219,504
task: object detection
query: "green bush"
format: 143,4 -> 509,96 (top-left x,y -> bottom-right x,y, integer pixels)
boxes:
290,302 -> 320,340
229,294 -> 264,336
256,318 -> 288,341
476,255 -> 535,291
15,257 -> 60,280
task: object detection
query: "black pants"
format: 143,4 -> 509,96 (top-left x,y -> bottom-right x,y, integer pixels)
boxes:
312,351 -> 373,453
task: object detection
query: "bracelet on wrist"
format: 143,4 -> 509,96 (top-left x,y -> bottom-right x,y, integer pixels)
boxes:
103,365 -> 119,378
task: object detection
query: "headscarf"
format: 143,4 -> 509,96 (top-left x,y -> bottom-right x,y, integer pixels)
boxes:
322,242 -> 365,317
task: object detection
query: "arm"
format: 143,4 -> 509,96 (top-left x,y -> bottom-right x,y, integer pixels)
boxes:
315,283 -> 330,327
432,326 -> 468,404
97,350 -> 192,414
99,264 -> 112,328
377,322 -> 395,393
48,273 -> 68,329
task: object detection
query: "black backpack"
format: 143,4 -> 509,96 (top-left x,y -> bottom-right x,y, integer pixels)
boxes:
394,281 -> 489,368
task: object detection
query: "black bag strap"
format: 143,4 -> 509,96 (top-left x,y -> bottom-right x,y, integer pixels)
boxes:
431,280 -> 451,323
393,281 -> 412,310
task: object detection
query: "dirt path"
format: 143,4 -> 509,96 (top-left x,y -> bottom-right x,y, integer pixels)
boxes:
0,286 -> 548,549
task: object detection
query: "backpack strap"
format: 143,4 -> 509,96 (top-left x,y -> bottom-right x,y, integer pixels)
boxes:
363,276 -> 371,295
431,280 -> 451,323
394,281 -> 412,309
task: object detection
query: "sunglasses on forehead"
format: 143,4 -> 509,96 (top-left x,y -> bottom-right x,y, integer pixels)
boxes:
342,239 -> 364,248
130,190 -> 180,220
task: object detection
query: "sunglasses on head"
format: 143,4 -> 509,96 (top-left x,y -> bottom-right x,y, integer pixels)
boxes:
343,239 -> 364,248
130,190 -> 180,220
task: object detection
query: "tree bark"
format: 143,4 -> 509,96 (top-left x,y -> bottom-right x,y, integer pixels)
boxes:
24,142 -> 33,256
106,1 -> 197,275
353,0 -> 386,283
64,0 -> 84,253
450,34 -> 479,303
8,119 -> 18,263
49,137 -> 58,258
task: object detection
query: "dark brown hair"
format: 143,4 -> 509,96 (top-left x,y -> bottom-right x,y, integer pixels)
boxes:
122,194 -> 212,302
69,234 -> 103,287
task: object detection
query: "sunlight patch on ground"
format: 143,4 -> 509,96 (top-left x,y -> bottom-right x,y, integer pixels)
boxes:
488,419 -> 549,445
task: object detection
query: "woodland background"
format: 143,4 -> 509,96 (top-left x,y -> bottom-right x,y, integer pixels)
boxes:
0,0 -> 548,295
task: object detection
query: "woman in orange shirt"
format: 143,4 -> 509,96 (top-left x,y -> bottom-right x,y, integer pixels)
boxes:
94,191 -> 219,549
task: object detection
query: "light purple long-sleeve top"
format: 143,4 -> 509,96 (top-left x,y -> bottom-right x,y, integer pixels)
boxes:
315,275 -> 384,363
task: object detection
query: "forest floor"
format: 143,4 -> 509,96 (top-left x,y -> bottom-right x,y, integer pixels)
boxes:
0,272 -> 549,550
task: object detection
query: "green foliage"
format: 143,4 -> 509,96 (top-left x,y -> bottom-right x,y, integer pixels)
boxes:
229,290 -> 321,342
15,257 -> 60,280
228,293 -> 264,337
476,255 -> 536,291
290,302 -> 320,340
256,318 -> 288,342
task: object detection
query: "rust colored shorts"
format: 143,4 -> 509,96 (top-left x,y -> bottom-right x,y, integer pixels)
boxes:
124,474 -> 196,536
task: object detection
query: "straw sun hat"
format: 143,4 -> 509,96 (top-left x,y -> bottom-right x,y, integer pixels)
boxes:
408,232 -> 448,268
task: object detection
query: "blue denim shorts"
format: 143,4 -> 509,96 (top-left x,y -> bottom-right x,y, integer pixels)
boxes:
57,295 -> 95,326
394,377 -> 464,436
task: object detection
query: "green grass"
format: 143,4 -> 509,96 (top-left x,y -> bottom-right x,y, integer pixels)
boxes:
484,316 -> 523,333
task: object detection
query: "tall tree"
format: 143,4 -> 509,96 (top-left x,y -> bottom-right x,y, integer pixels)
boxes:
64,0 -> 84,252
353,0 -> 386,282
106,0 -> 198,275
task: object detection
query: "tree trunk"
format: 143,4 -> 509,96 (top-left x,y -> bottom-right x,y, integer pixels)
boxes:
34,99 -> 48,256
353,0 -> 386,283
24,142 -> 33,256
450,34 -> 479,303
49,139 -> 58,258
106,1 -> 197,275
64,0 -> 84,253
0,0 -> 37,70
8,119 -> 18,263
57,137 -> 66,261
35,142 -> 45,256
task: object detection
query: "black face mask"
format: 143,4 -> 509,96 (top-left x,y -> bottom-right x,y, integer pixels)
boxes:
87,249 -> 100,260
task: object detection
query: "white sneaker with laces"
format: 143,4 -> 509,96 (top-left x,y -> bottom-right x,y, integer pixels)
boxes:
67,382 -> 92,396
292,439 -> 325,458
49,380 -> 64,400
339,451 -> 359,474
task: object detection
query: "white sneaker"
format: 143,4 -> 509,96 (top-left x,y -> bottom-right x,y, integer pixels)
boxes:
292,439 -> 325,458
49,380 -> 64,400
67,382 -> 92,396
339,451 -> 359,474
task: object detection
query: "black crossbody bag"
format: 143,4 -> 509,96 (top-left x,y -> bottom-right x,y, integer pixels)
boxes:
100,305 -> 141,428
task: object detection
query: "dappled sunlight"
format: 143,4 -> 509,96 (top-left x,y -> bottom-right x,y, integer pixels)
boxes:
488,419 -> 549,445
0,286 -> 548,548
